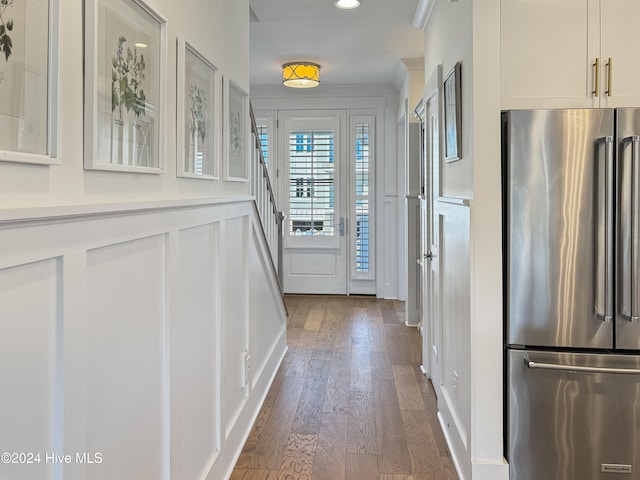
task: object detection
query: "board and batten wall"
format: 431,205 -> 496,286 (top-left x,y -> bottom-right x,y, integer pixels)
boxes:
0,1 -> 288,479
0,199 -> 287,480
418,0 -> 507,479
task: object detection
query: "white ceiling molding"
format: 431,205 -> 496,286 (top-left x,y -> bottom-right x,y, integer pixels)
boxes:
249,6 -> 260,23
402,57 -> 425,71
411,0 -> 436,31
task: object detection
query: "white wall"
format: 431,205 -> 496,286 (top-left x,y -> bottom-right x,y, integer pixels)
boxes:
397,60 -> 424,311
421,0 -> 507,479
0,0 -> 250,209
0,199 -> 287,480
251,85 -> 401,299
424,0 -> 473,200
0,2 -> 289,480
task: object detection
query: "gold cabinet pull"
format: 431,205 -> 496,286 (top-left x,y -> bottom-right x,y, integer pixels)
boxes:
592,58 -> 600,97
605,57 -> 612,96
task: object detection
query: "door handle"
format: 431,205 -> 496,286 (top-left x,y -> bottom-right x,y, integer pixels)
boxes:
592,58 -> 599,97
622,135 -> 640,323
339,217 -> 346,237
525,358 -> 640,375
424,251 -> 433,260
605,57 -> 612,97
631,135 -> 639,323
604,136 -> 615,323
595,136 -> 614,323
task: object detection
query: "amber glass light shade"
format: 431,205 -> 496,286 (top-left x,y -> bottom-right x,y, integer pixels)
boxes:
282,62 -> 320,88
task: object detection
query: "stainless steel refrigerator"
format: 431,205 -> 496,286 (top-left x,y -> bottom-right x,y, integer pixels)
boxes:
503,108 -> 640,480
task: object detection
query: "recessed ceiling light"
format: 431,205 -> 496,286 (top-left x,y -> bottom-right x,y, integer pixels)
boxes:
335,0 -> 360,9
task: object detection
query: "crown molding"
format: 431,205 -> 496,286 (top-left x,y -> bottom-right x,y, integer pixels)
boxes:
411,0 -> 436,31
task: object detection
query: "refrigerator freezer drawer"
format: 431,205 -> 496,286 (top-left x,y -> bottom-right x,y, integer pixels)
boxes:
507,349 -> 640,480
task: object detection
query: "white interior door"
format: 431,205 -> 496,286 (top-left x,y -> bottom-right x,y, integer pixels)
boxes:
280,111 -> 348,294
422,71 -> 443,396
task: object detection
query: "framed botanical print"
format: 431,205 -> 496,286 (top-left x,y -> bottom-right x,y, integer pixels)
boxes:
224,77 -> 248,181
0,0 -> 60,165
176,38 -> 219,179
84,0 -> 166,173
443,61 -> 461,162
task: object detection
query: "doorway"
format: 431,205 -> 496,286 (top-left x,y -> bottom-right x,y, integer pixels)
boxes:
279,110 -> 375,295
421,67 -> 443,395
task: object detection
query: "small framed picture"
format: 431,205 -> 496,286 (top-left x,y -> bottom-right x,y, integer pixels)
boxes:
224,77 -> 249,182
0,0 -> 60,166
176,38 -> 219,179
443,61 -> 461,162
84,0 -> 167,173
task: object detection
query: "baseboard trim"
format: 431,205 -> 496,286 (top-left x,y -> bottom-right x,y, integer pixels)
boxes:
438,411 -> 466,480
220,339 -> 288,480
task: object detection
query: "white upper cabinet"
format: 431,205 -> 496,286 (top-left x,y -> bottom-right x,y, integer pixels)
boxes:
501,0 -> 640,109
598,0 -> 640,107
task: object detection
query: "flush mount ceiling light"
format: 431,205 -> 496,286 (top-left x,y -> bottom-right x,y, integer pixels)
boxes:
282,62 -> 320,88
335,0 -> 360,9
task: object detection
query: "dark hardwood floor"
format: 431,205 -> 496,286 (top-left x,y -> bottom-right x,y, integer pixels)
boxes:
230,295 -> 458,480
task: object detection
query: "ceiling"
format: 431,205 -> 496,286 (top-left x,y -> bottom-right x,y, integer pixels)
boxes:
249,0 -> 424,90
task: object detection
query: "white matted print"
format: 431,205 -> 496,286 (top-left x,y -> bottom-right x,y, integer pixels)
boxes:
0,0 -> 59,165
224,78 -> 248,181
84,0 -> 166,173
176,38 -> 219,179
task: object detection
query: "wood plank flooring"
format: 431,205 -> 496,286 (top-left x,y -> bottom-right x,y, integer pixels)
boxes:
230,295 -> 458,480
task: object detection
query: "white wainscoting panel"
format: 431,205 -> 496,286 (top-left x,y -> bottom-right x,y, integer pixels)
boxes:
249,225 -> 287,387
85,235 -> 167,480
0,258 -> 60,480
171,224 -> 219,480
221,216 -> 249,439
0,198 -> 287,480
381,197 -> 399,298
434,198 -> 472,480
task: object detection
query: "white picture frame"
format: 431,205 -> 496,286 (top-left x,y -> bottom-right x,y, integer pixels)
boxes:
84,0 -> 167,173
224,77 -> 249,182
0,0 -> 60,166
176,38 -> 219,179
443,61 -> 461,162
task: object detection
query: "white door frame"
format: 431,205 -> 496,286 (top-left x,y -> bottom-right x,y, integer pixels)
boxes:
279,110 -> 349,294
277,109 -> 377,296
422,66 -> 443,396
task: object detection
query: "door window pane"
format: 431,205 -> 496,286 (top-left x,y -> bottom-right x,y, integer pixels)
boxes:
288,130 -> 335,236
354,122 -> 370,273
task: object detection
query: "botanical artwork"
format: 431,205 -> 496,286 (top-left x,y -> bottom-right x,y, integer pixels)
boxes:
227,80 -> 246,179
111,35 -> 146,121
0,0 -> 50,158
0,0 -> 16,83
230,111 -> 240,154
189,84 -> 206,146
177,40 -> 216,178
85,0 -> 165,172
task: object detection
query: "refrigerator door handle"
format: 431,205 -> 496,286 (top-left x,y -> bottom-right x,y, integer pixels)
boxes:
622,135 -> 640,324
596,136 -> 615,323
525,358 -> 640,375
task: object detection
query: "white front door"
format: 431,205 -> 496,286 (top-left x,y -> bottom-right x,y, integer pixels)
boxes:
279,110 -> 376,295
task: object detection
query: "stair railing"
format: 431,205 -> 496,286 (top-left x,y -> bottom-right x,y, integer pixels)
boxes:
249,105 -> 284,288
